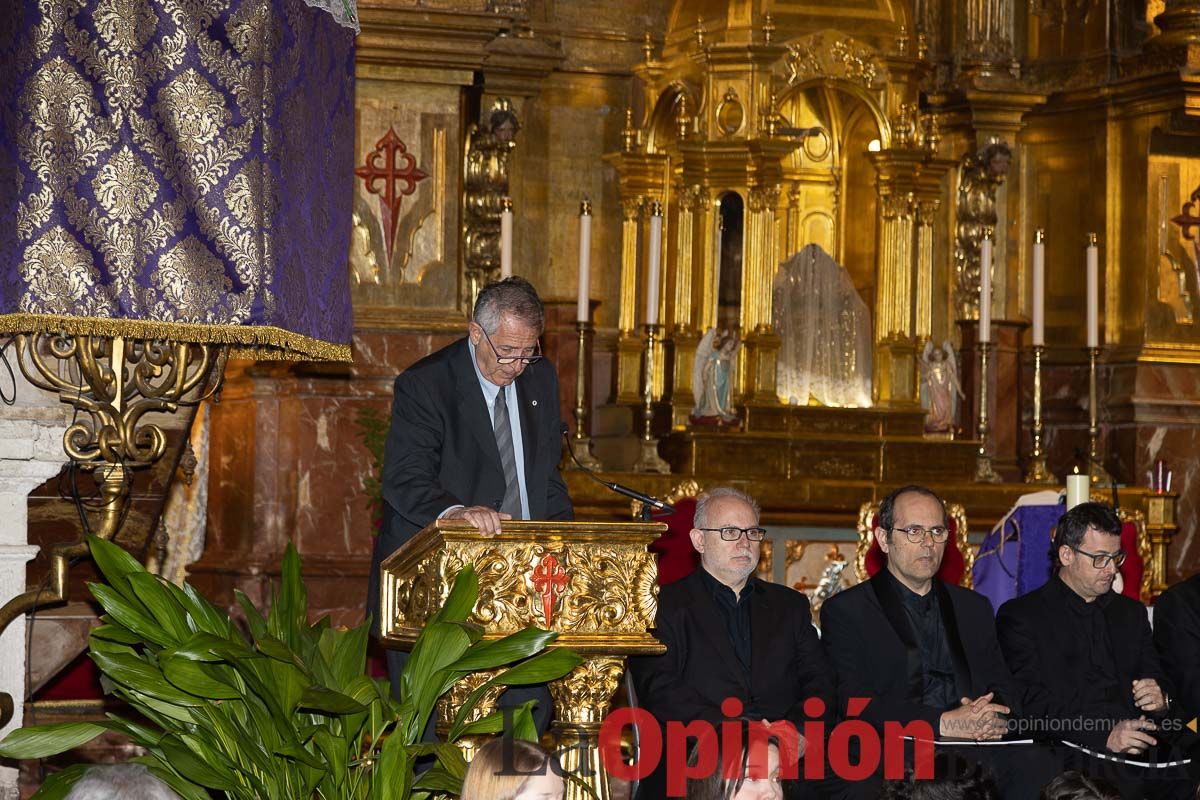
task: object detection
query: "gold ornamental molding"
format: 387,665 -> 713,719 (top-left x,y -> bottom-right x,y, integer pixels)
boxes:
379,519 -> 665,655
783,31 -> 887,91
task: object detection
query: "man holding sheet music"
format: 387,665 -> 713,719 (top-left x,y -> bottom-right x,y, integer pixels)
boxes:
997,502 -> 1195,799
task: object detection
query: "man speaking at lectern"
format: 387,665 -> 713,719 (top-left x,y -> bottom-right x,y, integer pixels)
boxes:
369,277 -> 575,702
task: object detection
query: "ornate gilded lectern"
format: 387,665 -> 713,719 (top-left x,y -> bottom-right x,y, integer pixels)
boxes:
379,519 -> 666,800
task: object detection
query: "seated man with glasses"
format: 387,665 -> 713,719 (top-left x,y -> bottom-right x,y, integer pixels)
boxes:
997,502 -> 1194,799
629,486 -> 834,799
821,485 -> 1057,800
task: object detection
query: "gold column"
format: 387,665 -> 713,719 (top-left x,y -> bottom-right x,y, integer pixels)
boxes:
549,657 -> 627,800
873,189 -> 919,406
741,185 -> 782,403
915,199 -> 938,341
668,185 -> 704,427
1143,493 -> 1179,598
697,195 -> 721,333
615,197 -> 644,403
743,185 -> 780,333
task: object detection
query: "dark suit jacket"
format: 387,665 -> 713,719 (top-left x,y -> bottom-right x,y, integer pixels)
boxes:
630,569 -> 833,730
1154,574 -> 1200,722
630,569 -> 833,800
996,577 -> 1168,751
368,338 -> 573,630
820,572 -> 1021,733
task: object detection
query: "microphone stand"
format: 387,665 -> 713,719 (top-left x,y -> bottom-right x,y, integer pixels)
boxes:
561,425 -> 674,521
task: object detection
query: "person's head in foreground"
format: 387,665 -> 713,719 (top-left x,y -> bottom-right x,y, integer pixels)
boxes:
64,764 -> 181,800
685,720 -> 784,800
879,752 -> 999,800
460,736 -> 564,800
1038,770 -> 1120,800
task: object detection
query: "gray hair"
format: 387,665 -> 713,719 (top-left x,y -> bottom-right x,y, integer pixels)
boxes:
65,764 -> 181,800
473,277 -> 544,334
693,486 -> 760,529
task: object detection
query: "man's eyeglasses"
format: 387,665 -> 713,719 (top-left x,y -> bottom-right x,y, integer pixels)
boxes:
481,328 -> 542,365
1070,546 -> 1126,569
698,526 -> 768,542
892,525 -> 951,543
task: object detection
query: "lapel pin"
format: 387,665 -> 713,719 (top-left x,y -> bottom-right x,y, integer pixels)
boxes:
531,400 -> 538,406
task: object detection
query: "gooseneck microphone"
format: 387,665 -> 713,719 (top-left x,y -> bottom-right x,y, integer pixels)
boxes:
559,423 -> 676,515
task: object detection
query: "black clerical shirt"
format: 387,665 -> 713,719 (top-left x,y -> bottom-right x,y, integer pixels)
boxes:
697,567 -> 758,691
890,572 -> 957,710
1047,575 -> 1122,711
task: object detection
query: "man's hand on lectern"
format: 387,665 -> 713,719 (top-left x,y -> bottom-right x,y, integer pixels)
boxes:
443,505 -> 511,537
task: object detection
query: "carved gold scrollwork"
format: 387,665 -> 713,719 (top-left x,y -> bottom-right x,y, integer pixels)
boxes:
548,656 -> 626,724
462,98 -> 519,300
954,140 -> 1011,320
785,33 -> 881,89
621,197 -> 644,222
388,540 -> 659,638
747,185 -> 781,213
437,669 -> 504,729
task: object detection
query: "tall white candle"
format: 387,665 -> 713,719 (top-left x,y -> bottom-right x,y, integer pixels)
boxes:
1032,229 -> 1045,347
1066,470 -> 1089,510
978,231 -> 992,344
646,201 -> 663,326
500,197 -> 513,279
1086,233 -> 1098,349
576,200 -> 592,322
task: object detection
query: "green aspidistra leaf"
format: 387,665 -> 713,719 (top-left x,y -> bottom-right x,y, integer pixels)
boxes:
0,722 -> 105,759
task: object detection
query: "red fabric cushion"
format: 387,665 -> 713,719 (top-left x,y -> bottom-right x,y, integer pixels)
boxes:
864,513 -> 965,586
648,497 -> 700,586
1118,521 -> 1144,601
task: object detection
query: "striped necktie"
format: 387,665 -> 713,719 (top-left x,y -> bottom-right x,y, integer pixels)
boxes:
492,389 -> 522,518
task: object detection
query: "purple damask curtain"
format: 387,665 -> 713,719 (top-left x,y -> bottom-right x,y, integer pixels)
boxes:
0,0 -> 355,360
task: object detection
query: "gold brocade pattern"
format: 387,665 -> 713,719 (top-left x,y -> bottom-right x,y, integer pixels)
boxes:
21,226 -> 103,314
2,0 -> 354,360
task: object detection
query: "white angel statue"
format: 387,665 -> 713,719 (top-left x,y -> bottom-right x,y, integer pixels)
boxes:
691,328 -> 740,425
919,339 -> 964,434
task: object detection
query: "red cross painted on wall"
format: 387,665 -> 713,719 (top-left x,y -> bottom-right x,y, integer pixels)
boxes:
355,127 -> 428,266
531,553 -> 570,628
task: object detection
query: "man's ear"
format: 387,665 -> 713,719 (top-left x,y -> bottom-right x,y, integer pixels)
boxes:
689,528 -> 706,554
874,527 -> 890,554
467,321 -> 482,344
1058,544 -> 1073,568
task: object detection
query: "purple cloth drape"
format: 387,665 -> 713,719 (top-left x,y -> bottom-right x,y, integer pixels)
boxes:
0,0 -> 355,360
974,501 -> 1064,614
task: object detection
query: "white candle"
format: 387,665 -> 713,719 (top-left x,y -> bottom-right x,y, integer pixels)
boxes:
978,231 -> 992,344
1066,471 -> 1089,510
500,197 -> 513,279
1032,229 -> 1045,347
577,200 -> 592,323
646,201 -> 663,326
1086,234 -> 1098,349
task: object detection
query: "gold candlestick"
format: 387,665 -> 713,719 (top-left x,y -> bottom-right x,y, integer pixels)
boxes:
570,321 -> 602,470
1087,346 -> 1114,484
633,323 -> 670,474
974,341 -> 1001,482
1025,345 -> 1054,483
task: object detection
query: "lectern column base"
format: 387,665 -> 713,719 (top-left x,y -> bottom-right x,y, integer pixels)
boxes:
549,655 -> 626,800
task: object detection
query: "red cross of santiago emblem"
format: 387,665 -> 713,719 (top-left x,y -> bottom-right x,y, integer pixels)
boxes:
531,553 -> 570,628
354,126 -> 428,267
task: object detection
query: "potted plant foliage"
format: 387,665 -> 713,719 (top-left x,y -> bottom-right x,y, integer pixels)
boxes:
0,536 -> 580,798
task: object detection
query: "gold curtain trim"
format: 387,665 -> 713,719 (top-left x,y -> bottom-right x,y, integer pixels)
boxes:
0,313 -> 351,361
